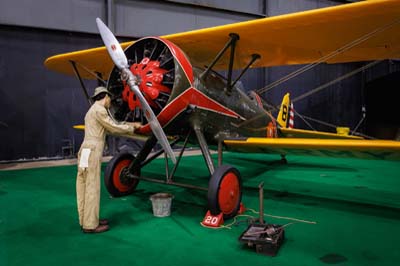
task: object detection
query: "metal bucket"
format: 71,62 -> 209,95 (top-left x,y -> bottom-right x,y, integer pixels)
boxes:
149,193 -> 173,217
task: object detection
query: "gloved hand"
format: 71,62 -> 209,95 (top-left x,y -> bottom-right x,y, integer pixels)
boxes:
126,122 -> 142,133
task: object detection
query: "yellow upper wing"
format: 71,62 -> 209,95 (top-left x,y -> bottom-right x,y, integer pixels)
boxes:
44,42 -> 135,80
45,0 -> 400,79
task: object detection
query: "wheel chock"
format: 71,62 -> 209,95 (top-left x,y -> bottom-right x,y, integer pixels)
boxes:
238,202 -> 246,214
201,211 -> 224,227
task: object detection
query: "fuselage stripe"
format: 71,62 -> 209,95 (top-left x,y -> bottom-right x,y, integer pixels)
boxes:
138,87 -> 243,134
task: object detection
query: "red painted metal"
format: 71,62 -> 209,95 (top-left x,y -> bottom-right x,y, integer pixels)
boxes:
112,159 -> 133,192
134,36 -> 193,85
122,57 -> 171,111
289,102 -> 294,128
137,87 -> 242,134
201,210 -> 224,227
238,202 -> 246,214
218,171 -> 240,215
161,38 -> 194,85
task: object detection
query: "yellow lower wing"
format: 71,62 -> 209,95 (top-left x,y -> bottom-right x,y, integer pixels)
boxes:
279,128 -> 362,140
73,125 -> 149,141
73,125 -> 85,130
224,138 -> 400,161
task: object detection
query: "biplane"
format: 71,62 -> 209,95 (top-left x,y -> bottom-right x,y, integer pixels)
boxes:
45,0 -> 400,219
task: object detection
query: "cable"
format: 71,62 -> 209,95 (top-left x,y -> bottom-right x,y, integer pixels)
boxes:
256,18 -> 400,95
200,209 -> 317,230
292,109 -> 316,131
352,106 -> 366,134
292,61 -> 382,104
246,208 -> 317,225
72,61 -> 107,85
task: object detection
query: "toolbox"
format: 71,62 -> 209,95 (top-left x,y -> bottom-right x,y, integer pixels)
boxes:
238,223 -> 285,256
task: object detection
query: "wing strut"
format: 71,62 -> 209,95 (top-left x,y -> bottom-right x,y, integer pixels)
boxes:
226,33 -> 239,94
194,125 -> 215,175
70,61 -> 92,105
200,34 -> 261,95
69,60 -> 108,106
200,33 -> 239,94
231,54 -> 261,87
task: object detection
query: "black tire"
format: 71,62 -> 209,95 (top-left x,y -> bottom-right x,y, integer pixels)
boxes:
207,165 -> 242,219
104,151 -> 140,197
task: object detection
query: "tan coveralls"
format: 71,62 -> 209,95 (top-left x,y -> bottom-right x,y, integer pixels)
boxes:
76,101 -> 134,230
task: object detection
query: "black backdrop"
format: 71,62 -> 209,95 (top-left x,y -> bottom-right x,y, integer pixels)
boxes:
0,25 -> 397,161
0,25 -> 101,161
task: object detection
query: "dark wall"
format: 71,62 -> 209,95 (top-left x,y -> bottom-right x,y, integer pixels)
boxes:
0,24 -> 396,161
0,25 -> 101,161
365,71 -> 400,139
253,62 -> 364,133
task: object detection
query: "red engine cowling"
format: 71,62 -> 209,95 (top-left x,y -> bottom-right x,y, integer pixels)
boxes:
107,37 -> 193,128
122,57 -> 171,111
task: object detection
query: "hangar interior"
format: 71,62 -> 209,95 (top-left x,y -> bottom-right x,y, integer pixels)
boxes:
1,1 -> 400,266
0,0 -> 399,162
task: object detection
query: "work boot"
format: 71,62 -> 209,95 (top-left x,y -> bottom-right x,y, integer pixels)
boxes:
99,219 -> 109,225
82,224 -> 109,234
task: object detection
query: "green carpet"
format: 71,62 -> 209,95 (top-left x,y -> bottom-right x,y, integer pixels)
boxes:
1,152 -> 400,266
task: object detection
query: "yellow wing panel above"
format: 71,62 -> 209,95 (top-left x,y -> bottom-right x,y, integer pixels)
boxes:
224,138 -> 400,161
44,42 -> 135,79
45,0 -> 400,79
168,0 -> 400,70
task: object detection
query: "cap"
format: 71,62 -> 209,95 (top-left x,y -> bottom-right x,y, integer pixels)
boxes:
91,86 -> 113,99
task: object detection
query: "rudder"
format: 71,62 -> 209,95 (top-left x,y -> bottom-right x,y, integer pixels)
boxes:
277,93 -> 290,128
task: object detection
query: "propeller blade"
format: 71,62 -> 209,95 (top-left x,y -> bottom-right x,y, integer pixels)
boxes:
96,18 -> 128,69
126,77 -> 177,164
96,18 -> 176,164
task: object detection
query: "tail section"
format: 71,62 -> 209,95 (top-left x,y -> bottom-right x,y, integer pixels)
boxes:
277,93 -> 291,128
289,101 -> 294,129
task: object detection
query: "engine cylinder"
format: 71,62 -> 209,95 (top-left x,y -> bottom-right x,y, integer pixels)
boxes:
107,38 -> 176,122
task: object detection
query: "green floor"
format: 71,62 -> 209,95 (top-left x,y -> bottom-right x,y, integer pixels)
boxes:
1,152 -> 400,266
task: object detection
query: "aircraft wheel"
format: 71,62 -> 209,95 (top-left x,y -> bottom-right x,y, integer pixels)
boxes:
208,165 -> 242,219
104,151 -> 140,197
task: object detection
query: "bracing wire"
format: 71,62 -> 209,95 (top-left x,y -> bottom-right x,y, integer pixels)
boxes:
291,60 -> 382,104
73,61 -> 107,85
256,18 -> 400,95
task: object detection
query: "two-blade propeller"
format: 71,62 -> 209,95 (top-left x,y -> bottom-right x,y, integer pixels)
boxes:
96,18 -> 176,164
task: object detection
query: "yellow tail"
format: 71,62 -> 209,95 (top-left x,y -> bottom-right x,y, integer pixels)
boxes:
277,93 -> 290,128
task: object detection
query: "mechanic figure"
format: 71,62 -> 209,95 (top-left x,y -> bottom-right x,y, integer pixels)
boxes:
76,86 -> 141,233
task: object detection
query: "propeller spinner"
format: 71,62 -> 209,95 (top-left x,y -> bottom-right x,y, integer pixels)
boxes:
96,18 -> 176,164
